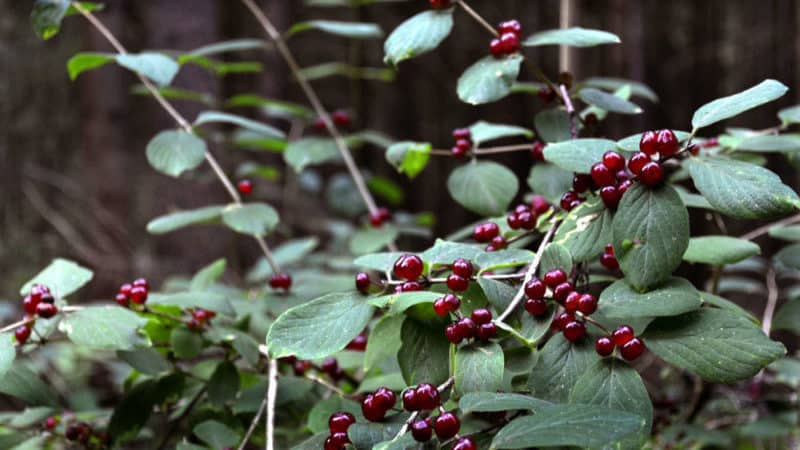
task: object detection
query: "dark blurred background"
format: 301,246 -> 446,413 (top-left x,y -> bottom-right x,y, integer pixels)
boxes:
1,0 -> 799,301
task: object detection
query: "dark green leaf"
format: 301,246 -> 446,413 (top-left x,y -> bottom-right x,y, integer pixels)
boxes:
349,226 -> 399,255
307,396 -> 363,434
454,342 -> 504,396
146,130 -> 207,177
534,109 -> 571,143
583,77 -> 659,102
207,361 -> 240,408
149,291 -> 235,316
194,420 -> 240,449
190,259 -> 226,291
0,364 -> 58,406
146,205 -> 224,234
31,0 -> 69,40
699,292 -> 758,323
117,348 -> 171,375
553,199 -> 614,262
194,111 -> 285,138
385,141 -> 431,179
599,278 -> 702,320
459,392 -> 551,415
20,258 -> 93,297
384,9 -> 453,65
369,291 -> 440,315
469,121 -> 533,146
108,379 -> 158,442
683,236 -> 760,265
0,334 -> 15,380
544,138 -> 618,173
579,88 -> 642,114
692,79 -> 788,129
284,137 -> 339,173
538,242 -> 573,276
60,306 -> 149,350
478,277 -> 517,312
527,163 -> 573,205
523,27 -> 620,47
528,334 -> 596,402
476,249 -> 534,273
769,224 -> 800,242
289,20 -> 382,39
778,105 -> 800,125
774,298 -> 800,333
116,53 -> 180,87
353,252 -> 406,272
735,134 -> 800,153
457,55 -> 523,105
447,161 -> 519,216
398,319 -> 450,385
171,328 -> 204,359
245,237 -> 319,282
66,52 -> 114,80
775,243 -> 800,270
364,315 -> 404,371
221,203 -> 279,236
421,239 -> 483,265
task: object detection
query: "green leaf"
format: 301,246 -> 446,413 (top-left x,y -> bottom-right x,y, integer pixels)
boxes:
146,205 -> 224,234
454,342 -> 504,396
20,258 -> 93,297
447,161 -> 519,216
245,237 -> 320,282
299,62 -> 396,83
385,141 -> 431,179
524,27 -> 620,47
194,110 -> 285,139
117,348 -> 171,375
691,79 -> 789,129
149,291 -> 236,316
0,364 -> 58,406
66,52 -> 114,80
350,226 -> 399,254
226,94 -> 314,119
369,291 -> 441,314
384,9 -> 453,65
528,334 -> 596,402
459,392 -> 551,415
469,121 -> 533,146
687,157 -> 800,219
538,242 -> 573,276
491,404 -> 645,449
421,239 -> 483,265
616,130 -> 691,152
59,306 -> 149,350
457,55 -> 523,105
190,259 -> 226,291
779,105 -> 800,125
700,292 -> 759,323
553,199 -> 614,262
398,319 -> 450,385
769,224 -> 800,242
284,137 -> 339,173
353,252 -> 406,272
674,185 -> 714,210
31,0 -> 69,40
307,397 -> 363,434
221,203 -> 279,236
683,236 -> 760,265
599,278 -> 702,320
145,130 -> 207,178
194,420 -> 240,449
612,184 -> 690,291
583,77 -> 659,102
534,108 -> 572,143
288,20 -> 383,39
520,303 -> 556,344
182,38 -> 269,58
476,249 -> 535,273
116,52 -> 180,87
578,88 -> 642,114
527,163 -> 575,205
171,328 -> 204,358
735,134 -> 800,153
364,315 -> 404,371
207,361 -> 240,408
0,334 -> 15,380
775,243 -> 800,270
544,138 -> 618,173
268,293 -> 375,359
643,308 -> 786,382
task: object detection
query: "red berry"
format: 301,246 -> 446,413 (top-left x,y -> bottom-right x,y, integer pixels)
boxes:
400,281 -> 421,292
445,324 -> 462,344
133,278 -> 149,290
538,87 -> 556,103
497,19 -> 522,35
560,191 -> 578,211
473,222 -> 499,243
639,161 -> 664,187
455,138 -> 472,153
402,388 -> 420,411
36,302 -> 57,319
374,387 -> 397,410
612,325 -> 635,346
455,317 -> 477,340
443,293 -> 461,311
506,212 -> 522,230
553,282 -> 574,303
452,258 -> 473,278
655,129 -> 679,157
429,0 -> 451,9
489,38 -> 504,57
618,179 -> 633,195
22,295 -> 40,315
14,325 -> 31,345
119,283 -> 132,296
518,210 -> 536,230
237,179 -> 253,195
639,130 -> 658,155
434,412 -> 460,440
600,253 -> 619,270
554,312 -> 574,330
627,152 -> 650,175
332,110 -> 351,128
595,336 -> 614,356
447,274 -> 468,292
490,235 -> 507,250
477,322 -> 497,340
115,293 -> 129,307
563,320 -> 586,342
525,298 -> 548,316
451,145 -> 467,158
590,162 -> 615,187
543,269 -> 567,288
369,212 -> 385,227
433,298 -> 449,317
361,395 -> 385,422
577,294 -> 597,315
452,128 -> 471,141
471,308 -> 492,325
415,383 -> 440,410
355,272 -> 371,293
326,432 -> 350,450
524,278 -> 546,299
129,286 -> 148,304
313,117 -> 326,131
616,170 -> 630,182
65,424 -> 82,441
688,143 -> 700,155
572,174 -> 592,193
44,417 -> 57,430
605,243 -> 614,254
347,334 -> 367,351
602,151 -> 626,171
499,32 -> 520,53
600,185 -> 621,209
40,292 -> 55,304
192,309 -> 215,323
530,195 -> 550,214
269,273 -> 292,291
411,419 -> 433,442
453,437 -> 477,450
321,358 -> 338,375
393,254 -> 424,280
564,291 -> 581,313
531,141 -> 545,160
620,337 -> 646,360
293,360 -> 312,376
329,412 -> 356,433
29,285 -> 45,303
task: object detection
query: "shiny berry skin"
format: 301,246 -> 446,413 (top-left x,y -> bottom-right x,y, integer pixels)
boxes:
572,174 -> 592,193
569,199 -> 582,210
560,191 -> 578,210
564,291 -> 581,313
524,278 -> 546,299
293,360 -> 311,376
518,210 -> 536,230
452,128 -> 471,140
44,416 -> 57,430
639,130 -> 658,155
455,317 -> 477,340
329,412 -> 356,433
538,87 -> 556,103
473,222 -> 499,243
612,325 -> 635,346
119,283 -> 132,296
477,322 -> 497,340
447,274 -> 469,292
543,269 -> 567,288
325,433 -> 349,450
40,292 -> 54,304
115,293 -> 129,307
434,412 -> 461,440
530,195 -> 550,214
411,419 -> 433,442
616,170 -> 630,182
22,295 -> 39,315
129,285 -> 148,304
29,285 -> 45,302
600,252 -> 619,270
602,151 -> 626,171
355,272 -> 371,293
269,273 -> 292,291
620,337 -> 646,360
497,19 -> 522,35
321,358 -> 338,375
627,152 -> 650,175
471,308 -> 492,325
361,395 -> 385,422
553,282 -> 574,303
455,139 -> 472,154
554,312 -> 574,330
452,258 -> 473,278
578,294 -> 598,315
590,162 -> 615,187
369,212 -> 385,227
490,235 -> 507,250
36,302 -> 57,319
524,298 -> 548,316
332,110 -> 352,128
688,143 -> 700,155
347,334 -> 367,351
14,325 -> 31,345
429,0 -> 451,9
393,254 -> 424,280
451,145 -> 468,158
489,38 -> 504,57
401,281 -> 422,292
507,212 -> 522,229
192,309 -> 215,322
433,297 -> 450,317
595,336 -> 614,356
499,32 -> 520,53
531,141 -> 545,160
453,437 -> 477,450
655,129 -> 679,157
444,293 -> 461,310
639,161 -> 664,187
618,179 -> 633,195
563,320 -> 586,342
445,324 -> 462,344
374,387 -> 397,410
237,179 -> 253,195
600,185 -> 621,209
415,383 -> 441,410
402,388 -> 420,411
133,278 -> 149,290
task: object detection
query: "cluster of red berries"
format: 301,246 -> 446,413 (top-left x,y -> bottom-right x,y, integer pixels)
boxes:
626,129 -> 681,186
324,412 -> 356,450
237,179 -> 253,196
281,356 -> 313,377
114,278 -> 149,308
599,244 -> 619,270
428,0 -> 451,9
595,325 -> 646,360
313,110 -> 352,131
472,196 -> 550,251
393,254 -> 424,292
410,411 -> 461,443
445,308 -> 497,344
446,258 -> 473,292
450,127 -> 473,158
186,308 -> 216,332
402,383 -> 441,412
269,273 -> 292,291
524,269 -> 597,342
65,421 -> 96,445
320,357 -> 346,381
15,284 -> 58,345
361,386 -> 397,422
489,20 -> 522,58
369,207 -> 392,228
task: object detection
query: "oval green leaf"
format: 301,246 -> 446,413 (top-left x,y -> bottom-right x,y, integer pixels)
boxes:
20,258 -> 93,298
523,27 -> 620,47
284,137 -> 340,173
116,52 -> 180,87
447,161 -> 518,216
543,138 -> 617,173
691,79 -> 788,129
146,205 -> 224,234
454,342 -> 504,396
683,235 -> 760,265
59,306 -> 150,351
457,55 -> 523,105
221,202 -> 279,236
146,130 -> 207,178
599,277 -> 702,320
384,9 -> 453,65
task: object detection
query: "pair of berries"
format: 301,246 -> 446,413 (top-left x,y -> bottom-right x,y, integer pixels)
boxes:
23,284 -> 57,320
507,203 -> 538,231
553,311 -> 587,342
595,325 -> 646,360
628,129 -> 679,187
600,244 -> 619,270
411,411 -> 461,442
490,20 -> 522,57
313,110 -> 352,131
588,150 -> 633,210
186,308 -> 216,332
445,308 -> 497,344
324,412 -> 356,450
115,278 -> 149,307
451,128 -> 473,158
346,333 -> 367,351
369,207 -> 392,228
361,387 -> 397,422
447,258 -> 473,292
269,273 -> 292,291
433,293 -> 462,317
237,179 -> 253,196
402,383 -> 441,411
320,357 -> 345,382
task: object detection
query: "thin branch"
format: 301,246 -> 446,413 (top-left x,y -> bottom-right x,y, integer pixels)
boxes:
265,358 -> 279,450
0,317 -> 35,334
457,1 -> 498,36
475,144 -> 533,155
762,267 -> 778,336
559,84 -> 578,138
237,388 -> 269,450
739,212 -> 800,241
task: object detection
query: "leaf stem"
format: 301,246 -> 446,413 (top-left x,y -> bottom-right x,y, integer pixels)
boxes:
457,1 -> 498,36
237,382 -> 269,450
762,267 -> 778,337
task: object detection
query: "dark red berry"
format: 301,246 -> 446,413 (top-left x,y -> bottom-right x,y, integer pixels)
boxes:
329,412 -> 356,433
192,309 -> 215,322
490,235 -> 507,250
452,128 -> 471,141
600,185 -> 621,209
554,312 -> 574,330
411,419 -> 433,442
655,129 -> 679,157
403,388 -> 420,411
14,325 -> 31,345
524,298 -> 548,316
434,412 -> 460,440
326,432 -> 350,450
321,358 -> 338,375
616,170 -> 630,182
115,293 -> 129,307
560,191 -> 578,211
415,383 -> 441,410
40,292 -> 54,304
590,162 -> 615,187
452,258 -> 473,278
401,281 -> 422,292
29,285 -> 45,302
374,387 -> 396,410
429,0 -> 451,9
489,38 -> 504,57
618,179 -> 633,195
477,322 -> 497,340
470,308 -> 492,325
237,179 -> 253,195
451,145 -> 467,158
602,151 -> 626,171
313,117 -> 326,131
455,317 -> 477,340
133,278 -> 149,290
433,297 -> 450,317
639,161 -> 664,187
497,19 -> 522,35
627,152 -> 650,175
572,174 -> 592,193
612,325 -> 635,346
538,87 -> 556,103
564,291 -> 581,313
293,360 -> 311,376
507,212 -> 522,230
553,282 -> 574,303
446,274 -> 468,293
563,320 -> 586,342
44,417 -> 57,430
65,424 -> 82,441
578,294 -> 597,315
332,110 -> 351,128
524,278 -> 546,299
600,252 -> 619,270
499,32 -> 520,53
518,210 -> 536,230
361,395 -> 385,422
187,317 -> 204,332
22,295 -> 39,315
688,143 -> 700,155
347,334 -> 367,351
531,141 -> 545,160
355,272 -> 370,293
119,283 -> 132,296
569,199 -> 582,210
269,273 -> 292,291
595,336 -> 614,356
36,302 -> 57,319
453,437 -> 477,450
530,195 -> 550,214
543,269 -> 567,288
473,222 -> 499,243
445,324 -> 462,344
393,254 -> 424,280
639,130 -> 658,155
620,337 -> 645,360
369,212 -> 385,227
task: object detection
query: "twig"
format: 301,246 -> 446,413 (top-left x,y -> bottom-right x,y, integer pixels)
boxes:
156,385 -> 207,450
496,221 -> 560,323
559,84 -> 578,138
739,212 -> 800,241
762,267 -> 778,336
385,271 -> 526,286
305,373 -> 351,398
237,388 -> 269,450
265,358 -> 278,450
457,1 -> 498,36
71,2 -> 282,273
0,317 -> 36,334
430,144 -> 532,156
392,378 -> 454,441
